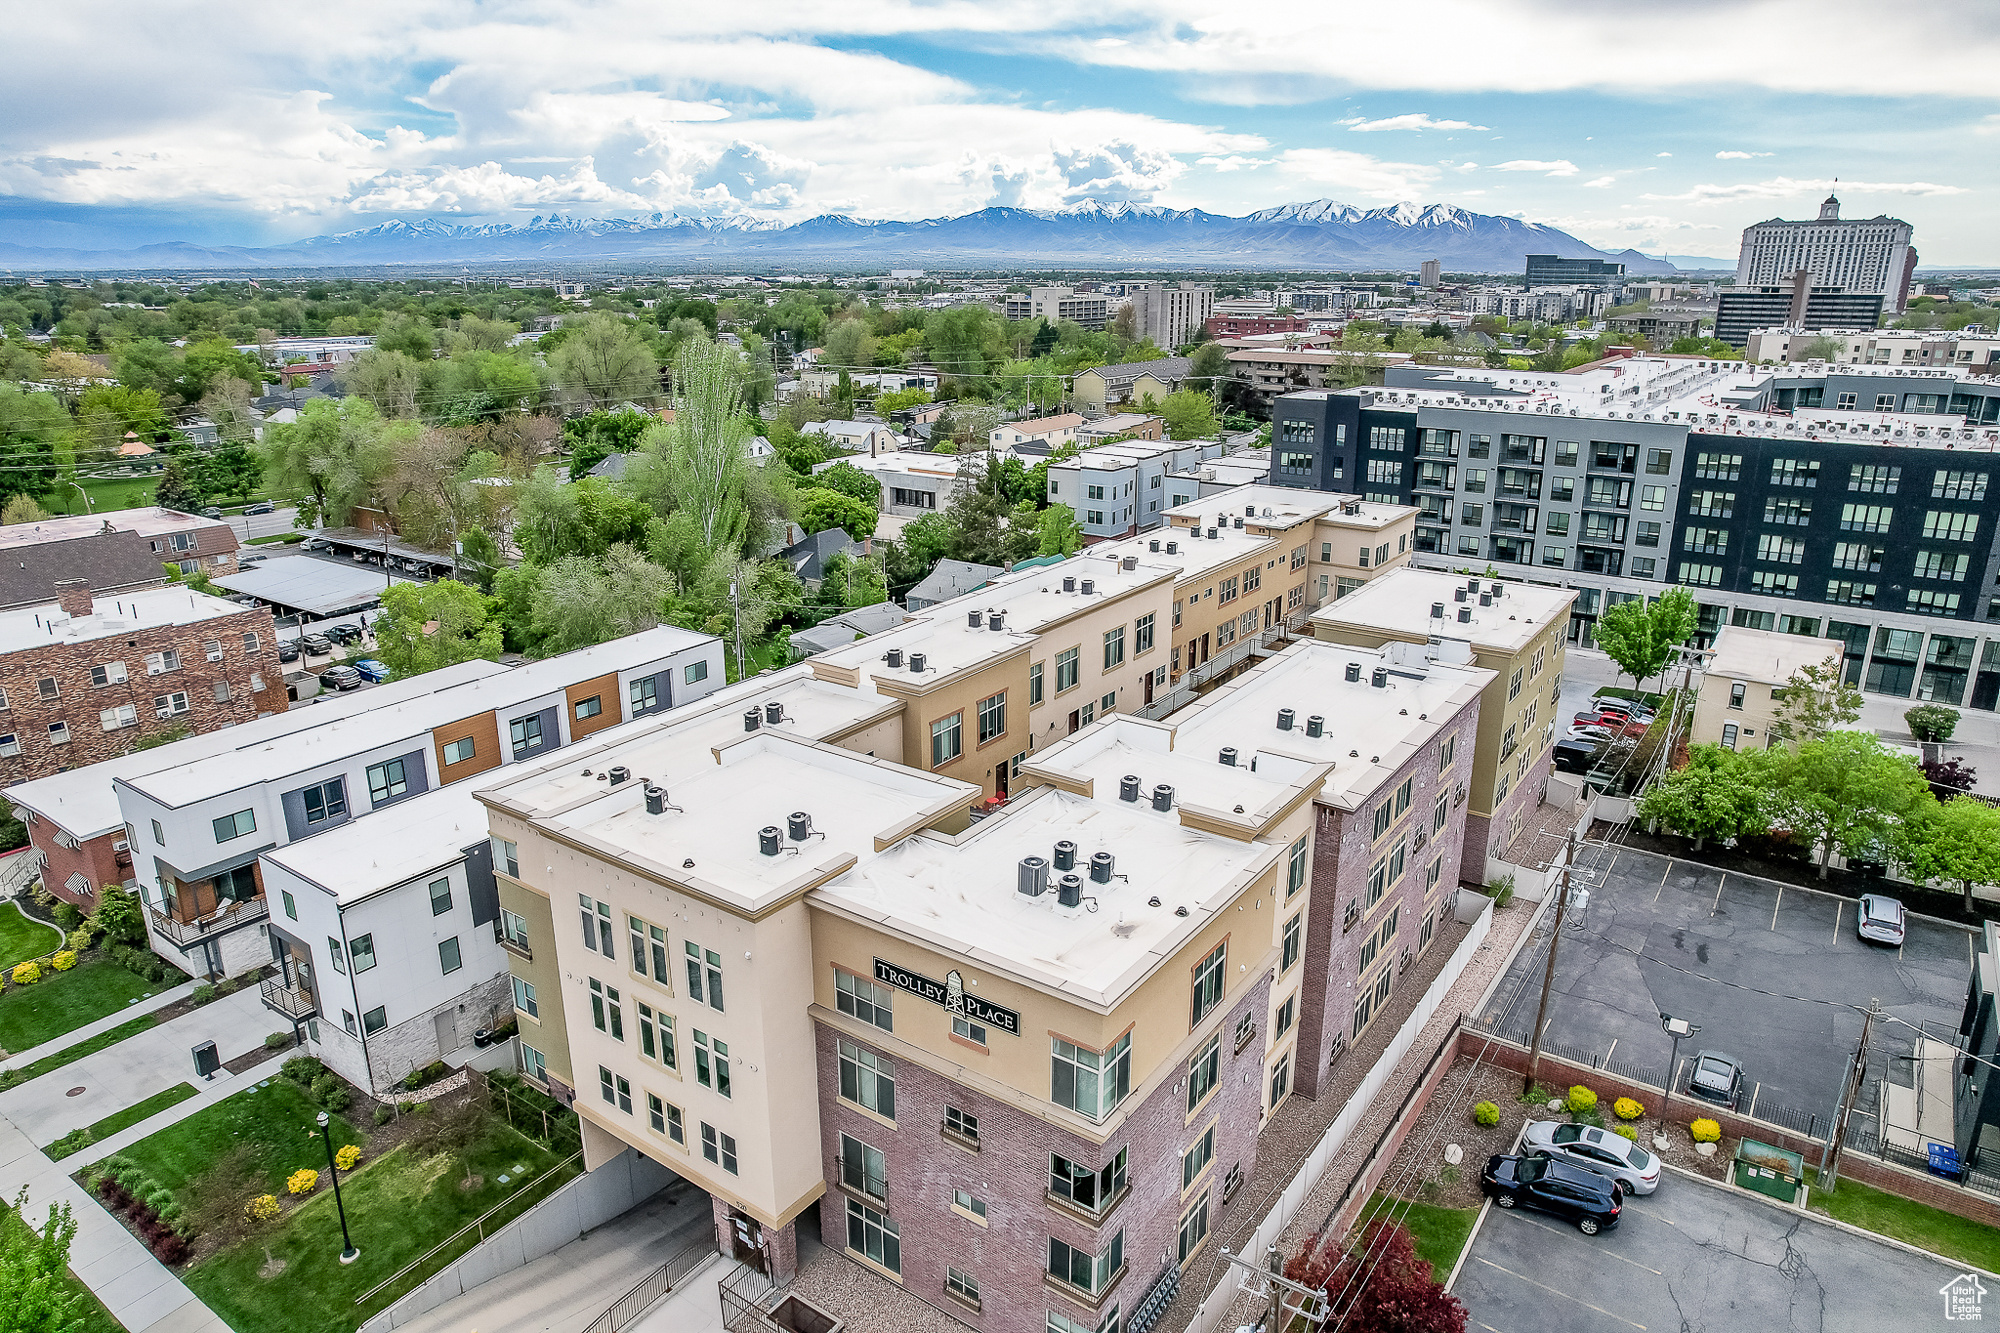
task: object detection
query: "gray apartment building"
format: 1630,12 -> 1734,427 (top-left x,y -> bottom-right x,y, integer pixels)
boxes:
1047,438 -> 1231,540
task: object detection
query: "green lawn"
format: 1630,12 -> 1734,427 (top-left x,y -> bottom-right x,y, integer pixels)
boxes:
0,959 -> 162,1055
118,1078 -> 362,1201
46,475 -> 160,517
1369,1192 -> 1481,1279
1809,1172 -> 2000,1273
46,1083 -> 199,1159
0,900 -> 61,968
1,1015 -> 158,1089
178,1113 -> 575,1333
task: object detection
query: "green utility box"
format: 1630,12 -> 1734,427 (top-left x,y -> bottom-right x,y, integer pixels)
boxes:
1733,1138 -> 1805,1205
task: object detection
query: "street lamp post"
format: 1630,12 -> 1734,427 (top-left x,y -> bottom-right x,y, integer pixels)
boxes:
316,1111 -> 359,1264
1660,1014 -> 1698,1143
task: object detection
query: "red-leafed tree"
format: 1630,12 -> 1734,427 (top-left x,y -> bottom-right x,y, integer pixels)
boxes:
1288,1218 -> 1467,1333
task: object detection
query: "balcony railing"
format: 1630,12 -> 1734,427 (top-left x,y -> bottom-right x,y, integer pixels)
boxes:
147,894 -> 268,946
837,1157 -> 888,1203
261,978 -> 318,1021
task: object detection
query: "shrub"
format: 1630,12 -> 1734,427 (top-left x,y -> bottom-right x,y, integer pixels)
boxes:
264,1032 -> 290,1050
1567,1085 -> 1598,1114
151,1232 -> 190,1265
374,1105 -> 395,1126
245,1194 -> 279,1222
66,928 -> 91,952
1610,1124 -> 1638,1141
51,950 -> 76,972
1690,1118 -> 1722,1143
1473,1100 -> 1500,1127
281,1055 -> 324,1086
335,1144 -> 361,1172
215,977 -> 239,997
1613,1096 -> 1645,1121
1484,874 -> 1516,908
11,961 -> 40,985
286,1168 -> 318,1195
1906,703 -> 1961,743
46,1128 -> 94,1159
53,901 -> 83,930
191,984 -> 216,1006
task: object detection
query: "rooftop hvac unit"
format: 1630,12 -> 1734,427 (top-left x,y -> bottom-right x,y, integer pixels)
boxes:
1063,575 -> 1076,592
1345,662 -> 1361,682
1277,708 -> 1295,731
765,701 -> 785,725
1306,716 -> 1324,738
1152,783 -> 1175,812
968,609 -> 983,628
1057,873 -> 1084,908
988,611 -> 1005,631
789,812 -> 822,842
1053,840 -> 1077,871
1119,775 -> 1142,802
1371,668 -> 1389,688
1018,856 -> 1049,896
1080,579 -> 1095,595
608,766 -> 631,786
1165,541 -> 1179,554
1089,851 -> 1116,884
1219,746 -> 1238,766
744,708 -> 762,732
758,826 -> 782,856
884,647 -> 903,668
909,652 -> 927,673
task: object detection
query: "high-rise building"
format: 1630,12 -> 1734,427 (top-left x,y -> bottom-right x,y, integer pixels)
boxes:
1714,271 -> 1885,347
1420,260 -> 1441,289
1523,255 -> 1625,288
1734,191 -> 1915,314
1126,281 -> 1215,350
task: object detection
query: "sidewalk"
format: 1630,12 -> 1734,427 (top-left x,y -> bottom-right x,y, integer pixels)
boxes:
0,977 -> 200,1071
625,1256 -> 740,1333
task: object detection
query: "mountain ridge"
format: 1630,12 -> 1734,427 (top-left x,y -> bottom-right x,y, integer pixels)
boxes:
0,198 -> 1682,274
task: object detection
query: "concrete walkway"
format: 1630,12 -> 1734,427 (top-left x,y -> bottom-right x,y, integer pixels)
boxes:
625,1256 -> 742,1333
392,1178 -> 717,1333
0,977 -> 201,1071
0,986 -> 275,1143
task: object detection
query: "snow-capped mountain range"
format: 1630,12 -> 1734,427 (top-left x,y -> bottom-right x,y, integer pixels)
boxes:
0,199 -> 1682,274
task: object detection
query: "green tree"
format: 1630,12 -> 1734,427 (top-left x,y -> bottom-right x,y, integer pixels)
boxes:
341,349 -> 424,420
1036,504 -> 1083,556
1800,334 -> 1846,362
1188,341 -> 1231,393
372,580 -> 503,677
1635,745 -> 1770,850
177,339 -> 267,401
373,313 -> 437,361
511,472 -> 653,565
260,397 -> 412,528
1593,587 -> 1697,693
0,1185 -> 87,1333
800,489 -> 878,542
88,885 -> 147,946
1768,657 -> 1860,745
1767,730 -> 1934,878
651,338 -> 754,552
1899,797 -> 2000,912
549,313 -> 659,412
821,550 -> 887,610
1159,388 -> 1220,440
812,461 -> 880,507
112,339 -> 184,400
524,546 -> 672,656
0,386 -> 69,506
1906,703 -> 1960,743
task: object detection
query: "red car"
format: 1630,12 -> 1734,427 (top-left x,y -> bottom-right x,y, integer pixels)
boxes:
1573,711 -> 1649,737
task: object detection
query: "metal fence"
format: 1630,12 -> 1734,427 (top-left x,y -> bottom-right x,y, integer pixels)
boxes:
718,1262 -> 783,1333
581,1238 -> 715,1333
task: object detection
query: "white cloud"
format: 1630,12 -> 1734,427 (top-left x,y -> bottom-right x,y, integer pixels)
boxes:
1714,150 -> 1772,159
1657,152 -> 1673,157
1582,176 -> 1616,188
1493,159 -> 1579,176
1346,114 -> 1490,133
1644,176 -> 1969,203
1264,147 -> 1441,199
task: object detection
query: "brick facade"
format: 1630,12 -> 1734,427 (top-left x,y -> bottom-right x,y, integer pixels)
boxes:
24,820 -> 129,904
1464,748 -> 1553,888
813,976 -> 1270,1333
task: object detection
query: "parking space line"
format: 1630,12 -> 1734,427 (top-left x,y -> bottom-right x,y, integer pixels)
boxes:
1832,900 -> 1843,941
1605,1038 -> 1618,1064
1470,1257 -> 1648,1329
1770,885 -> 1782,931
1711,872 -> 1727,914
1655,859 -> 1673,903
1512,1214 -> 1662,1273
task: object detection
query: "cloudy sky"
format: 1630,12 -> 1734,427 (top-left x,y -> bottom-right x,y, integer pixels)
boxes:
2,0 -> 1995,262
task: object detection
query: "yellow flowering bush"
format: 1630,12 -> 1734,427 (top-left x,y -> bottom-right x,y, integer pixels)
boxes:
246,1194 -> 280,1222
1690,1118 -> 1722,1144
11,961 -> 40,986
334,1145 -> 361,1172
1613,1097 -> 1645,1121
286,1168 -> 319,1195
52,951 -> 77,972
1567,1085 -> 1598,1114
1609,1124 -> 1638,1141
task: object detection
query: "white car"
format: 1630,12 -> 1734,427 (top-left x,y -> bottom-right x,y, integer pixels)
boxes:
1857,893 -> 1907,946
1521,1120 -> 1661,1195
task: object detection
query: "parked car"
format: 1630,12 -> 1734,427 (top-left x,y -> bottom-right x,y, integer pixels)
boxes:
352,659 -> 391,683
1481,1153 -> 1623,1234
1593,697 -> 1656,723
1522,1121 -> 1661,1195
1686,1049 -> 1745,1110
324,623 -> 364,645
1574,711 -> 1649,737
303,538 -> 331,552
1857,893 -> 1908,946
300,633 -> 333,655
200,506 -> 223,519
1568,723 -> 1617,742
1553,740 -> 1603,774
319,665 -> 362,691
277,641 -> 300,663
244,502 -> 276,515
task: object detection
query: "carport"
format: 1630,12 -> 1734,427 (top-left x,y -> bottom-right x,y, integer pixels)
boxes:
211,554 -> 416,621
314,525 -> 458,578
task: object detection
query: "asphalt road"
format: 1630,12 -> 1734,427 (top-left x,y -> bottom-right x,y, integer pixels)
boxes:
1483,842 -> 1972,1130
223,505 -> 302,541
1454,1169 -> 1978,1333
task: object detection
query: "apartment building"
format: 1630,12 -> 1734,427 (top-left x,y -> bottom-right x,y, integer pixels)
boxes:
990,414 -> 1084,454
1715,280 -> 1885,349
0,507 -> 244,578
1071,359 -> 1191,415
1743,327 -> 2000,376
0,581 -> 281,794
1000,288 -> 1111,331
1164,452 -> 1278,507
813,453 -> 961,518
1226,349 -> 1413,413
1735,193 -> 1915,314
1045,439 -> 1230,540
1524,255 -> 1626,289
1689,626 -> 1840,752
7,628 -> 725,977
1126,282 -> 1216,350
1310,570 -> 1575,883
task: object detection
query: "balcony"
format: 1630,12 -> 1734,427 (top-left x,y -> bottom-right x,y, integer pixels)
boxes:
147,895 -> 268,947
837,1157 -> 888,1204
260,977 -> 318,1021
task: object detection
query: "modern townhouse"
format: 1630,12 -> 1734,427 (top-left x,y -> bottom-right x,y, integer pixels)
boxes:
1045,439 -> 1231,540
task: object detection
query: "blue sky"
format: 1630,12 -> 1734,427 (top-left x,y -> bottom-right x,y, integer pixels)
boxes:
1,1 -> 1994,263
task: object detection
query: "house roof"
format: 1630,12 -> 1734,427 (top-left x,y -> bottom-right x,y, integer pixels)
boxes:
587,452 -> 633,480
789,601 -> 911,657
1075,357 -> 1192,384
781,528 -> 861,582
0,507 -> 236,552
906,559 -> 1004,606
0,531 -> 167,611
1000,413 -> 1083,436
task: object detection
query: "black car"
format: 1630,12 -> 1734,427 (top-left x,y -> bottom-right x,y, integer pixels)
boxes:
277,641 -> 300,663
1481,1153 -> 1623,1234
319,665 -> 362,691
1686,1050 -> 1744,1110
300,633 -> 333,655
1552,739 -> 1601,774
244,502 -> 276,515
324,623 -> 364,645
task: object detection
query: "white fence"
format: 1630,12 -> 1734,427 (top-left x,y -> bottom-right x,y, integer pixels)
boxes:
359,1147 -> 676,1333
1186,896 -> 1494,1333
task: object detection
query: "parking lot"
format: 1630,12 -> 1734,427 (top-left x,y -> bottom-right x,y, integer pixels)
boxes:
1483,843 -> 1972,1130
1453,1169 -> 1976,1332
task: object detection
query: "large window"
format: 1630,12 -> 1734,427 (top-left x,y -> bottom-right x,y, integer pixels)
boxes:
1178,1193 -> 1211,1264
366,757 -> 409,804
1135,613 -> 1155,654
1190,941 -> 1226,1024
1286,835 -> 1309,898
845,1197 -> 898,1272
685,941 -> 724,1010
838,1038 -> 896,1118
589,978 -> 624,1040
1187,1033 -> 1220,1112
840,1132 -> 887,1200
1103,626 -> 1125,670
349,934 -> 377,973
581,895 -> 614,956
1052,1034 -> 1131,1121
977,692 -> 1006,745
443,737 -> 476,766
931,712 -> 963,767
836,971 -> 893,1031
1050,1146 -> 1128,1215
1030,662 -> 1044,706
509,713 -> 545,756
1049,1229 -> 1123,1296
630,916 -> 671,984
438,937 -> 462,975
1183,1123 -> 1216,1189
429,877 -> 453,915
630,676 -> 660,712
702,1122 -> 739,1174
212,809 -> 256,842
1282,912 -> 1302,972
1055,647 -> 1080,693
694,1030 -> 731,1097
638,1002 -> 676,1068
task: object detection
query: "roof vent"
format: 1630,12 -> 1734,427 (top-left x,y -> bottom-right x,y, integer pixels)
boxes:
744,708 -> 762,732
1018,855 -> 1049,896
1466,577 -> 1479,592
1152,783 -> 1175,812
988,611 -> 1004,631
1089,851 -> 1117,884
765,701 -> 785,725
910,652 -> 927,673
884,647 -> 903,668
1122,555 -> 1138,571
1057,873 -> 1084,908
1119,774 -> 1142,802
1458,607 -> 1472,623
1166,541 -> 1179,554
1219,746 -> 1238,766
1345,662 -> 1362,682
1277,708 -> 1295,731
1371,668 -> 1389,688
1149,539 -> 1161,552
1245,504 -> 1257,517
759,826 -> 782,856
968,608 -> 983,628
1431,602 -> 1445,619
1080,579 -> 1095,595
1063,575 -> 1076,592
1306,715 -> 1324,738
608,765 -> 631,786
644,784 -> 682,816
1054,840 -> 1077,871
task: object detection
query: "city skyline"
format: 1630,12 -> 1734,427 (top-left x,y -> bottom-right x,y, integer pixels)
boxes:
1,1 -> 1995,262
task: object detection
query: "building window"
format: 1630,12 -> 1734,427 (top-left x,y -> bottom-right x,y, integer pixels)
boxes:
637,1002 -> 676,1068
946,1267 -> 980,1307
1275,994 -> 1295,1037
630,676 -> 660,712
838,1038 -> 895,1118
301,778 -> 347,826
509,714 -> 545,757
684,660 -> 709,684
438,936 -> 462,975
280,890 -> 297,920
1183,1124 -> 1216,1189
699,1121 -> 739,1173
426,876 -> 452,915
1190,941 -> 1226,1024
627,917 -> 669,984
1923,511 -> 1980,543
845,1197 -> 895,1271
443,737 -> 476,765
521,1042 -> 547,1083
98,705 -> 137,732
977,692 -> 1006,745
1049,1230 -> 1123,1296
1187,1033 -> 1220,1112
1030,662 -> 1044,706
951,1188 -> 987,1221
1052,1033 -> 1131,1121
1135,613 -> 1155,654
574,695 -> 603,721
512,977 -> 538,1018
363,1006 -> 387,1035
944,1105 -> 979,1145
1934,470 -> 1989,502
212,809 -> 256,842
36,677 -> 58,702
502,910 -> 530,950
836,970 -> 894,1031
685,941 -> 723,1010
90,661 -> 128,687
328,936 -> 346,974
366,757 -> 409,804
931,712 -> 963,767
590,978 -> 624,1040
493,838 -> 519,876
1282,913 -> 1302,972
953,1014 -> 987,1045
1848,464 -> 1901,494
1287,836 -> 1309,898
1271,1052 -> 1291,1106
581,896 -> 615,956
600,1066 -> 632,1114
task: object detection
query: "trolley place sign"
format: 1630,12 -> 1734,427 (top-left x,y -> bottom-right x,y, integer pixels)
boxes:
873,958 -> 1021,1036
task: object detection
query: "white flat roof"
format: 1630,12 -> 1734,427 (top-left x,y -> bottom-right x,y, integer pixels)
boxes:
4,660 -> 510,838
1312,568 -> 1574,655
263,785 -> 488,905
1707,625 -> 1839,684
814,785 -> 1280,1008
211,556 -> 418,617
0,508 -> 230,550
1028,716 -> 1301,825
1087,522 -> 1277,582
0,584 -> 250,655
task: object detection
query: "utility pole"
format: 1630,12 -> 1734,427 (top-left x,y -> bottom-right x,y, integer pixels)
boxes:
1264,1244 -> 1283,1333
1822,997 -> 1880,1192
1524,831 -> 1580,1094
729,579 -> 746,682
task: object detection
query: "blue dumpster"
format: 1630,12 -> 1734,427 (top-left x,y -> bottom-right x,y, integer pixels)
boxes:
1927,1143 -> 1963,1181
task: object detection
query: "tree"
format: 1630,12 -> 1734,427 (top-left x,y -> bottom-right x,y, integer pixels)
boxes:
1188,341 -> 1231,392
812,461 -> 881,507
1159,388 -> 1220,441
1800,334 -> 1846,362
1921,757 -> 1978,799
821,317 -> 875,371
153,457 -> 202,512
1906,703 -> 1960,743
200,376 -> 258,446
1900,797 -> 2000,912
800,489 -> 878,542
1635,745 -> 1770,850
260,397 -> 411,528
372,313 -> 436,361
821,550 -> 887,610
0,387 -> 66,508
89,884 -> 147,946
549,314 -> 659,411
511,472 -> 653,565
1036,504 -> 1083,556
341,349 -> 424,420
0,495 -> 49,526
1290,1218 -> 1466,1333
654,338 -> 754,553
0,1185 -> 87,1333
1769,657 -> 1860,745
1767,730 -> 1934,878
523,546 -> 672,656
1594,587 -> 1697,694
372,580 -> 503,677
